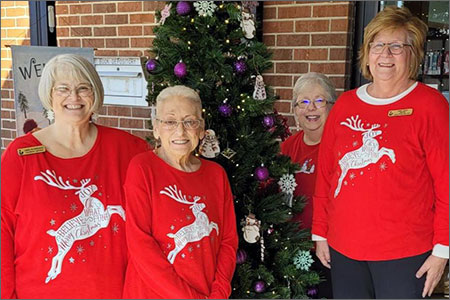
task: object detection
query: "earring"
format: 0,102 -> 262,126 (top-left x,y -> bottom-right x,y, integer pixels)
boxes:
90,112 -> 98,123
46,109 -> 55,124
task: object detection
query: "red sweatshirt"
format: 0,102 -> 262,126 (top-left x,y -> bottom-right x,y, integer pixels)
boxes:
281,131 -> 319,229
123,150 -> 238,299
312,82 -> 449,260
1,125 -> 149,299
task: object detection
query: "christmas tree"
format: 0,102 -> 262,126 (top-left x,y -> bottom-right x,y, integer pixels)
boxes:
144,1 -> 320,298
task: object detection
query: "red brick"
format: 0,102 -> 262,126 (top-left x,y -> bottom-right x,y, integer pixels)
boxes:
263,7 -> 276,19
105,15 -> 128,25
329,76 -> 347,90
1,110 -> 10,119
96,116 -> 119,127
1,129 -> 12,139
1,1 -> 15,7
278,6 -> 311,18
22,40 -> 30,46
106,38 -> 129,48
118,26 -> 143,36
55,4 -> 68,14
263,21 -> 293,33
82,38 -> 105,48
263,75 -> 292,87
143,26 -> 154,36
263,35 -> 275,47
58,39 -> 81,47
276,88 -> 293,100
2,80 -> 13,89
70,4 -> 92,14
3,139 -> 13,149
311,34 -> 349,46
81,15 -> 104,25
286,115 -> 296,127
331,19 -> 349,31
98,106 -> 107,115
118,2 -> 142,12
143,1 -> 166,11
93,3 -> 116,13
312,4 -> 350,17
120,118 -> 144,129
277,34 -> 309,46
2,120 -> 16,129
295,20 -> 329,33
264,65 -> 275,74
7,29 -> 29,38
57,27 -> 69,37
130,37 -> 152,48
70,27 -> 92,37
131,130 -> 151,141
118,50 -> 143,56
130,13 -> 154,24
132,107 -> 151,118
16,18 -> 29,27
294,48 -> 328,60
274,101 -> 292,113
265,1 -> 294,5
310,63 -> 346,74
271,49 -> 292,61
276,62 -> 308,74
94,27 -> 116,37
330,48 -> 348,60
1,19 -> 15,27
5,7 -> 26,17
94,49 -> 117,56
10,111 -> 15,119
107,106 -> 131,117
1,91 -> 10,99
58,16 -> 80,26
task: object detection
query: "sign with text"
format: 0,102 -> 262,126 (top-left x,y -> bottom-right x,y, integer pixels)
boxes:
11,46 -> 94,136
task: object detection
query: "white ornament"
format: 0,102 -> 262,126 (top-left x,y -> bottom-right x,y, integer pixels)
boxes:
293,250 -> 314,271
253,75 -> 267,100
278,173 -> 297,207
241,11 -> 256,39
194,1 -> 217,17
199,129 -> 220,158
242,213 -> 261,243
160,3 -> 171,25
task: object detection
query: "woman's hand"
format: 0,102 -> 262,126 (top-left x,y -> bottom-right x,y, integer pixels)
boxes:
315,240 -> 331,269
416,254 -> 448,298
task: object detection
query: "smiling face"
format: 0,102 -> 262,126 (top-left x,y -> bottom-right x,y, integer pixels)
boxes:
51,65 -> 94,125
153,95 -> 205,161
294,83 -> 330,134
368,28 -> 411,85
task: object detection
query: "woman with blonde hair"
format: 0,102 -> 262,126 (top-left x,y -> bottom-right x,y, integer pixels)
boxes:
312,6 -> 448,298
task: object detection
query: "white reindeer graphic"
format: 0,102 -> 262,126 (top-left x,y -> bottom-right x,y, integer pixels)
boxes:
34,170 -> 125,283
160,185 -> 219,264
334,115 -> 396,197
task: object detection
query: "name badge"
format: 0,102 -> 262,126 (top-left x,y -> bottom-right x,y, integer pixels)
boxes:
388,108 -> 413,117
17,145 -> 46,156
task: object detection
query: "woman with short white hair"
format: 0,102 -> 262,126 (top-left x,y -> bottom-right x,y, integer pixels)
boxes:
123,85 -> 238,299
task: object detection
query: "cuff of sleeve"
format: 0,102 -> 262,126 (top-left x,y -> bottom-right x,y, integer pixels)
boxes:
312,234 -> 327,241
432,244 -> 449,259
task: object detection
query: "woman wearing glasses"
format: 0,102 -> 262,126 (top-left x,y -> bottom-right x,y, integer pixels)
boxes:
1,54 -> 149,298
312,6 -> 449,298
280,72 -> 336,298
123,85 -> 238,299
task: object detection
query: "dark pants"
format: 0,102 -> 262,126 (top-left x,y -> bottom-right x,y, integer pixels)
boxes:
329,247 -> 430,299
309,253 -> 333,299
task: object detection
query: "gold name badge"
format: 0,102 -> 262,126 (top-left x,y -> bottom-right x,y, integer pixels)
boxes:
17,145 -> 46,156
388,108 -> 413,117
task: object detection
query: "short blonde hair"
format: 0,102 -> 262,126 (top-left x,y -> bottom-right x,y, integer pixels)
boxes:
359,6 -> 427,81
155,85 -> 203,116
38,54 -> 104,114
293,72 -> 337,104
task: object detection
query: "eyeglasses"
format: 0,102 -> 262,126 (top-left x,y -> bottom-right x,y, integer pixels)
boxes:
369,42 -> 411,55
53,84 -> 94,98
156,118 -> 203,130
294,98 -> 327,109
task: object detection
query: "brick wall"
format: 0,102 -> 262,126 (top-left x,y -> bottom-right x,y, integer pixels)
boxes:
262,1 -> 354,131
1,1 -> 30,149
1,1 -> 355,150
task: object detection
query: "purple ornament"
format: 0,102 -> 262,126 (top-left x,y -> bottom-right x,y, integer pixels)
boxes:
307,287 -> 318,297
236,249 -> 248,264
233,59 -> 247,74
253,280 -> 266,293
254,166 -> 269,181
219,103 -> 232,117
176,1 -> 191,15
262,115 -> 275,128
146,59 -> 157,72
174,62 -> 187,78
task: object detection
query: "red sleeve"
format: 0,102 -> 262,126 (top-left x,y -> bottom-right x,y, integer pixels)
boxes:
209,173 -> 238,299
124,159 -> 207,299
421,95 -> 449,247
1,144 -> 20,299
311,105 -> 337,238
